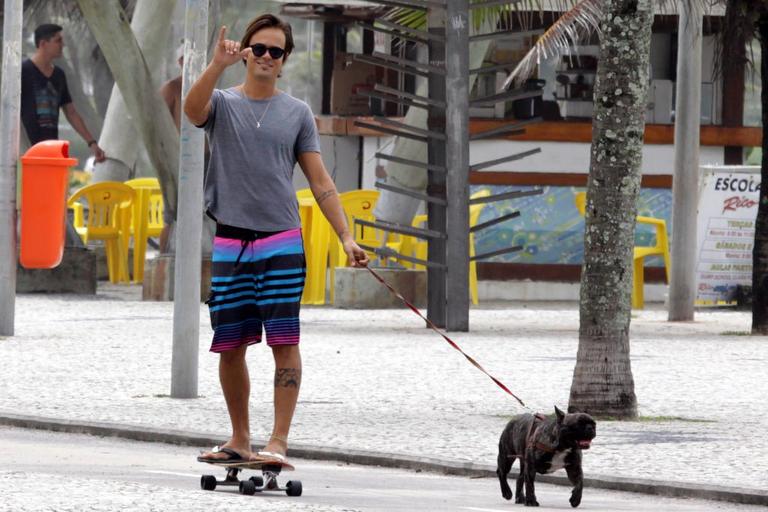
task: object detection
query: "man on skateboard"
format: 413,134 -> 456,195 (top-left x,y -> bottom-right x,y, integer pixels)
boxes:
184,14 -> 368,465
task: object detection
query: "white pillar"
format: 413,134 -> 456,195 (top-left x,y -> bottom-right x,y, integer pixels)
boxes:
668,2 -> 703,321
171,0 -> 208,398
0,0 -> 23,336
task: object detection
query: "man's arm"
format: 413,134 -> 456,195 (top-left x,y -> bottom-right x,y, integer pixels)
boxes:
62,103 -> 105,163
298,151 -> 369,267
160,79 -> 181,132
184,26 -> 249,126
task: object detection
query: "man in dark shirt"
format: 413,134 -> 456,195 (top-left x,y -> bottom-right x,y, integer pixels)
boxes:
21,24 -> 105,162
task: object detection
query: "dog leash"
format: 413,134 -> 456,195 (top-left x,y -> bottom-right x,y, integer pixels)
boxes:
365,265 -> 530,409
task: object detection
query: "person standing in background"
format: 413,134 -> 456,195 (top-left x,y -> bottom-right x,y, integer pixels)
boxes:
21,23 -> 105,162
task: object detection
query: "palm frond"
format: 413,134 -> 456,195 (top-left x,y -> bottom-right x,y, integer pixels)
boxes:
359,0 -> 736,90
387,7 -> 426,31
501,0 -> 600,89
384,0 -> 576,36
712,0 -> 761,81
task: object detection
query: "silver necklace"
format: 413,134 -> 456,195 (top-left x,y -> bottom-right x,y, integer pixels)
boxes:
256,96 -> 273,128
240,87 -> 276,129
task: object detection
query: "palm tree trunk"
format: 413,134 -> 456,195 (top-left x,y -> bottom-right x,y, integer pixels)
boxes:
57,56 -> 103,138
76,0 -> 180,219
92,0 -> 177,183
569,0 -> 653,418
751,12 -> 768,334
91,48 -> 113,119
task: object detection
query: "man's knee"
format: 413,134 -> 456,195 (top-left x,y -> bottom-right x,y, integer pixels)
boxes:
271,344 -> 301,364
219,345 -> 247,365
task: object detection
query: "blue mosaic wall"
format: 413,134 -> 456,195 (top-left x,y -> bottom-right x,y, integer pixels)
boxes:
472,185 -> 673,266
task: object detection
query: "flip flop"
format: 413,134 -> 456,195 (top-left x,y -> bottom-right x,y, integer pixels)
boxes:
255,450 -> 287,463
197,445 -> 248,463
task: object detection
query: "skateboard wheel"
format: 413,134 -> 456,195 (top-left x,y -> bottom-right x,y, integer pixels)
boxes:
286,480 -> 302,497
249,475 -> 264,487
240,479 -> 257,495
201,475 -> 217,491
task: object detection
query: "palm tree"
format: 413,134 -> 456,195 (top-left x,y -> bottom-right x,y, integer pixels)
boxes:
512,0 -> 768,408
744,2 -> 768,333
75,0 -> 180,226
502,0 -> 768,412
567,0 -> 656,418
89,0 -> 178,189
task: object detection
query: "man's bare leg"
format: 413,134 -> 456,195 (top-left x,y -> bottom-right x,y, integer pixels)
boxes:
261,344 -> 302,457
201,345 -> 254,460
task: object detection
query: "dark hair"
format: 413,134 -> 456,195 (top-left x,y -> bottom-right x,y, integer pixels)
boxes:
34,24 -> 63,48
239,14 -> 294,65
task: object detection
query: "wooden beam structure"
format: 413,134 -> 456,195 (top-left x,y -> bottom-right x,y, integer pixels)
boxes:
315,116 -> 762,147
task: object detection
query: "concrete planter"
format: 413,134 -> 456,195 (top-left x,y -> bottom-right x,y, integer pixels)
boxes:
333,267 -> 426,309
142,254 -> 211,302
16,247 -> 97,294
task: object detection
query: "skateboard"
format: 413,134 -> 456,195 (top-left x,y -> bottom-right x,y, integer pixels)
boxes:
199,458 -> 302,497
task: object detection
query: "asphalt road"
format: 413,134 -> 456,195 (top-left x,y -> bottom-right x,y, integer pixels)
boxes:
1,427 -> 762,512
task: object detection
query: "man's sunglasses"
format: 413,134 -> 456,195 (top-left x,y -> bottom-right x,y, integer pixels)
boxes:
249,44 -> 285,60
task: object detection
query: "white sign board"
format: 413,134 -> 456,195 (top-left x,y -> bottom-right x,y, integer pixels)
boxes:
695,166 -> 760,304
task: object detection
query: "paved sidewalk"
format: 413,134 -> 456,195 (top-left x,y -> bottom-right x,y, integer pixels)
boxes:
2,283 -> 767,500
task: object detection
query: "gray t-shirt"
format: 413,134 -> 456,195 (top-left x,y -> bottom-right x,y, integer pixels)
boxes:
202,87 -> 321,231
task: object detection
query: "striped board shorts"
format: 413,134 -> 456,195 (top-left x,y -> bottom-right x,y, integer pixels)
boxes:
207,223 -> 306,353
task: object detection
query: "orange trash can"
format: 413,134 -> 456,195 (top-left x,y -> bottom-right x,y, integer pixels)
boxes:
19,140 -> 78,269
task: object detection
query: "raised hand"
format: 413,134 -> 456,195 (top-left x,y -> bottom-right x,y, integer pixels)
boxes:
212,26 -> 250,68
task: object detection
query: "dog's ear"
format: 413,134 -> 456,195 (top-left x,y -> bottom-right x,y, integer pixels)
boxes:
554,406 -> 565,423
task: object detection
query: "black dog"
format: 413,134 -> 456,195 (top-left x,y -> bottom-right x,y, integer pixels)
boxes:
496,406 -> 596,507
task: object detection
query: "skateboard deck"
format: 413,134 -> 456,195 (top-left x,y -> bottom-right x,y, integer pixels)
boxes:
199,457 -> 301,496
199,458 -> 295,471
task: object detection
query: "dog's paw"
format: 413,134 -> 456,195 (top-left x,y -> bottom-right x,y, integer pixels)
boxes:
570,492 -> 582,508
524,498 -> 540,507
515,495 -> 525,504
501,488 -> 512,500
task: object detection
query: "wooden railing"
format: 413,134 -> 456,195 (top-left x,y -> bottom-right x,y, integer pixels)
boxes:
315,116 -> 762,147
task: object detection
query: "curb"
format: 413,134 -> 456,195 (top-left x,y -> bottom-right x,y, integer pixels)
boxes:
2,413 -> 766,507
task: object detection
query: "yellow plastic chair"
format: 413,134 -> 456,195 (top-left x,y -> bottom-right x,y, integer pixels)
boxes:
408,214 -> 428,269
68,182 -> 134,283
296,188 -> 314,241
574,191 -> 670,309
146,190 -> 164,238
328,190 -> 380,303
384,220 -> 417,269
341,189 -> 380,248
400,189 -> 491,305
124,177 -> 164,283
297,189 -> 332,305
